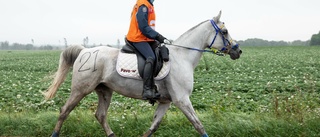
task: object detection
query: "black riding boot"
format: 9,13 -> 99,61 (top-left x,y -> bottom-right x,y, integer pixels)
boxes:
142,57 -> 160,100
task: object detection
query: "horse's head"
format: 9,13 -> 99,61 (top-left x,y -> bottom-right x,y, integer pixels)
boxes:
207,11 -> 242,60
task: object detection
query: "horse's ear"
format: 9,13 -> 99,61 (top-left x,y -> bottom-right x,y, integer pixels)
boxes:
214,10 -> 222,22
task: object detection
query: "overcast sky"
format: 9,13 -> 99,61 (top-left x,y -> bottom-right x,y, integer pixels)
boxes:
1,0 -> 319,45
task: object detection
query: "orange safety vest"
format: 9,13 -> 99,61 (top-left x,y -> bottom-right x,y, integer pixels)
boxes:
126,0 -> 156,42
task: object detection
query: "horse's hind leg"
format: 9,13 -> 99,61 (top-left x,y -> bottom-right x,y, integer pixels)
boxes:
143,102 -> 171,137
173,97 -> 208,137
51,88 -> 90,137
95,85 -> 115,137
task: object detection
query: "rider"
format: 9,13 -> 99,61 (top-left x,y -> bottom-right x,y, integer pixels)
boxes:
126,0 -> 169,100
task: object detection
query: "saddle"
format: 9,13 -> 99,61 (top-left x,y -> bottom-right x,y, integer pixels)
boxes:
116,39 -> 170,80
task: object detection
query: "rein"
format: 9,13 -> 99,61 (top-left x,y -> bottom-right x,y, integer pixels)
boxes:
166,43 -> 225,56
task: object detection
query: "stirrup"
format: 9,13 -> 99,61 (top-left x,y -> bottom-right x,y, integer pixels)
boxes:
142,87 -> 160,106
142,91 -> 160,100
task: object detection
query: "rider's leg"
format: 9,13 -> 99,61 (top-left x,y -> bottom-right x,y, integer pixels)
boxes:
132,42 -> 159,100
141,57 -> 160,99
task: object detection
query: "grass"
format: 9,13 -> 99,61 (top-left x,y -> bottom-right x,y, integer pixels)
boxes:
0,46 -> 320,136
1,109 -> 319,137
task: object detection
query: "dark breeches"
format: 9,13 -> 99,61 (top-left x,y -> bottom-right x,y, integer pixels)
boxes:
132,42 -> 156,61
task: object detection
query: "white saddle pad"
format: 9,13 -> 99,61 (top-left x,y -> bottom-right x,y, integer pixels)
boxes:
116,52 -> 170,80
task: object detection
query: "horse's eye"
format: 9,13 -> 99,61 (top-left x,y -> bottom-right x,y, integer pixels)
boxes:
222,29 -> 228,35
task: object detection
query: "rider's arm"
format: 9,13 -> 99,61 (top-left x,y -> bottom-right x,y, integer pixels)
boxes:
136,5 -> 159,39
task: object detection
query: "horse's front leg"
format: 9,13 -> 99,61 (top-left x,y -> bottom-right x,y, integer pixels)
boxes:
143,102 -> 171,137
95,87 -> 115,137
173,96 -> 208,137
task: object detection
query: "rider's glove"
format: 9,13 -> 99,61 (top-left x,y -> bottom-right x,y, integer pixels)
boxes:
155,33 -> 166,43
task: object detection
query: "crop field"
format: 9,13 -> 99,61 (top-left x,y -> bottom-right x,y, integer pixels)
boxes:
0,46 -> 320,136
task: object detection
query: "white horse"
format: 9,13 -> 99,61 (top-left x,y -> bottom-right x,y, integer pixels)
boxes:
43,11 -> 242,137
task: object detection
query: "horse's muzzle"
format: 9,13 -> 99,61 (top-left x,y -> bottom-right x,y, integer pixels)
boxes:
229,48 -> 242,60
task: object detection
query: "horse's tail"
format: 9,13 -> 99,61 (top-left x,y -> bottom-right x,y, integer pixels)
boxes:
43,45 -> 84,100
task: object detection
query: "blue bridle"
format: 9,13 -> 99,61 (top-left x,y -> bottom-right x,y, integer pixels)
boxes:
168,19 -> 239,55
208,19 -> 239,53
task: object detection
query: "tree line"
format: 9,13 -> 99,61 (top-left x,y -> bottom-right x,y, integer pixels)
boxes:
1,31 -> 320,50
237,39 -> 309,46
0,41 -> 61,50
238,31 -> 320,46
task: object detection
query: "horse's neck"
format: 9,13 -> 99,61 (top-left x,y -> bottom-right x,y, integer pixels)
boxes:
173,20 -> 212,69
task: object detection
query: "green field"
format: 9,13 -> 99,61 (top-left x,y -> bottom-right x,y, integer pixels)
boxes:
0,46 -> 320,136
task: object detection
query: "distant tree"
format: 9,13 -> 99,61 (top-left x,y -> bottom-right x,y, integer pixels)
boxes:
39,45 -> 53,50
310,31 -> 320,46
25,44 -> 34,50
291,40 -> 307,46
305,40 -> 310,45
12,43 -> 24,50
238,38 -> 269,46
64,38 -> 68,48
277,40 -> 289,46
1,41 -> 9,50
83,36 -> 89,47
117,39 -> 120,48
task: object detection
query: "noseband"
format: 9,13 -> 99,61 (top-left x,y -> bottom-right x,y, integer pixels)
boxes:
208,19 -> 239,53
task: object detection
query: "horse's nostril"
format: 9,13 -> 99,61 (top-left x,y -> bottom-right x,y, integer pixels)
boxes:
239,50 -> 242,54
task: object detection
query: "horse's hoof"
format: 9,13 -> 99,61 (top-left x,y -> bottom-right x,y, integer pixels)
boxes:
142,129 -> 153,137
52,131 -> 59,137
108,133 -> 115,137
